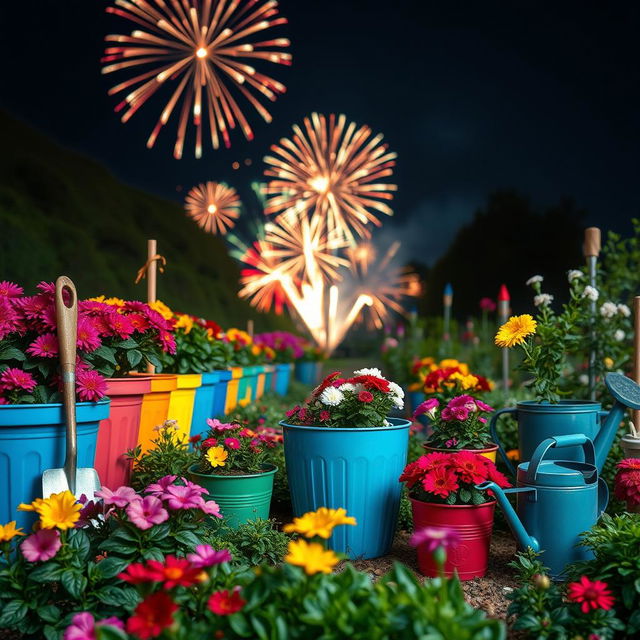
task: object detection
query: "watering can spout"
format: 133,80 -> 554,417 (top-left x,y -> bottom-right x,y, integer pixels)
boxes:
476,481 -> 540,553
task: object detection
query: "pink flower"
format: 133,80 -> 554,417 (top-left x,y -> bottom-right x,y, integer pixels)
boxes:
180,479 -> 208,495
224,437 -> 241,450
95,486 -> 140,508
319,410 -> 331,421
107,312 -> 134,339
445,438 -> 459,448
479,297 -> 497,312
0,368 -> 37,392
21,529 -> 61,562
441,407 -> 453,421
474,399 -> 494,413
145,475 -> 177,495
63,612 -> 124,640
39,304 -> 57,330
0,281 -> 23,298
76,317 -> 102,352
76,369 -> 107,402
450,406 -> 469,421
187,544 -> 232,568
26,333 -> 59,358
159,330 -> 176,354
128,313 -> 150,332
0,298 -> 21,339
413,398 -> 439,420
409,526 -> 461,553
448,395 -> 477,411
206,418 -> 236,432
285,406 -> 299,418
201,499 -> 223,518
358,390 -> 374,403
36,281 -> 56,296
126,495 -> 169,530
162,485 -> 203,510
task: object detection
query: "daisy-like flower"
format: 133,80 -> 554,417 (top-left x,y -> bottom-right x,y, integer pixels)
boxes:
0,520 -> 24,542
320,386 -> 344,406
495,315 -> 537,348
76,369 -> 107,402
422,466 -> 459,498
353,367 -> 385,378
224,437 -> 241,450
19,490 -> 81,530
409,526 -> 461,553
145,555 -> 202,588
206,418 -> 237,432
284,538 -> 339,575
567,270 -> 583,282
567,576 -> 615,613
526,275 -> 543,286
107,312 -> 134,339
533,293 -> 554,307
208,587 -> 246,615
0,368 -> 37,392
21,529 -> 61,562
618,303 -> 631,317
126,592 -> 177,639
358,390 -> 374,403
338,382 -> 357,393
387,381 -> 405,398
26,333 -> 58,358
582,286 -> 599,302
614,329 -> 625,342
206,446 -> 228,469
76,317 -> 102,352
0,281 -> 23,297
283,507 -> 356,538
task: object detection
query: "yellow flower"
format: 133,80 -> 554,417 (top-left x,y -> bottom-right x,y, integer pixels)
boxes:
447,371 -> 479,390
264,346 -> 276,360
495,314 -> 537,348
506,449 -> 520,461
0,521 -> 24,542
174,314 -> 194,334
603,357 -> 614,369
104,297 -> 125,308
226,328 -> 253,346
284,538 -> 339,575
149,299 -> 174,320
19,491 -> 81,530
283,507 -> 357,539
206,446 -> 228,469
251,344 -> 261,356
88,295 -> 105,302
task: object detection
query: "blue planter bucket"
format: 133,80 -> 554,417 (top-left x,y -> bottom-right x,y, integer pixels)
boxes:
282,418 -> 411,559
295,361 -> 320,386
274,363 -> 293,396
0,399 -> 111,530
407,390 -> 426,415
490,400 -> 607,475
190,371 -> 219,438
263,365 -> 275,393
213,370 -> 232,416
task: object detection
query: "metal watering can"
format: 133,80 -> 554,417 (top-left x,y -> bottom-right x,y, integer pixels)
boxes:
477,433 -> 608,579
490,373 -> 640,476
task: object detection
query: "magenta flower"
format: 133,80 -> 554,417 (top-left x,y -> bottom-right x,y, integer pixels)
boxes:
319,410 -> 331,421
445,438 -> 459,448
413,398 -> 439,420
0,281 -> 23,298
409,526 -> 461,553
26,333 -> 59,359
21,529 -> 61,562
450,406 -> 470,421
95,486 -> 140,508
187,544 -> 232,568
76,317 -> 102,352
479,297 -> 497,312
201,499 -> 223,518
475,399 -> 494,413
107,312 -> 135,339
0,368 -> 37,392
36,281 -> 56,296
76,369 -> 107,402
39,304 -> 57,330
224,437 -> 241,450
0,298 -> 21,340
162,485 -> 203,510
76,495 -> 104,527
145,475 -> 177,495
63,612 -> 124,640
285,406 -> 299,418
126,495 -> 168,530
447,395 -> 477,411
180,479 -> 208,495
206,418 -> 236,432
159,330 -> 177,354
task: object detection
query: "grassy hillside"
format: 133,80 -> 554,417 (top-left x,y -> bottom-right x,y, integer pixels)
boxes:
0,111 -> 290,330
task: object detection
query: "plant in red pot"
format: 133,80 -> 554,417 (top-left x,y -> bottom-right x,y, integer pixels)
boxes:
400,449 -> 511,579
614,458 -> 640,513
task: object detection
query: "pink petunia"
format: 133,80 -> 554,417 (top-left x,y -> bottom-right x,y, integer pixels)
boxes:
26,333 -> 59,358
0,368 -> 37,392
187,544 -> 231,568
224,437 -> 241,450
126,495 -> 169,530
63,612 -> 124,640
95,486 -> 140,508
180,479 -> 208,495
21,529 -> 61,562
145,475 -> 177,495
76,317 -> 102,352
0,281 -> 23,298
76,369 -> 107,402
162,485 -> 204,510
206,418 -> 237,432
200,499 -> 223,518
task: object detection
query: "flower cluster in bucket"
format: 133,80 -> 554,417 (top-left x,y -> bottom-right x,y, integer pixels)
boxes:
193,418 -> 280,475
254,331 -> 305,362
285,368 -> 404,428
613,458 -> 640,509
400,451 -> 511,505
219,327 -> 276,365
414,394 -> 495,450
410,357 -> 493,399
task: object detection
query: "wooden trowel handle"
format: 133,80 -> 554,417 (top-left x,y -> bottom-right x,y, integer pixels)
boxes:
55,276 -> 78,494
584,227 -> 601,258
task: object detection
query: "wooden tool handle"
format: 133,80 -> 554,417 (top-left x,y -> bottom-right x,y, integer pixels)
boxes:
584,227 -> 601,257
55,276 -> 78,494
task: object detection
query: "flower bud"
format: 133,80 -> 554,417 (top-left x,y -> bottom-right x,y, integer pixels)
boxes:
533,573 -> 551,590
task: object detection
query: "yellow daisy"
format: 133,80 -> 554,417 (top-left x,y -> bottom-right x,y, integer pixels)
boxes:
284,538 -> 339,575
283,507 -> 357,539
0,521 -> 24,542
149,299 -> 174,320
174,314 -> 194,334
495,315 -> 537,348
206,446 -> 228,469
21,491 -> 81,530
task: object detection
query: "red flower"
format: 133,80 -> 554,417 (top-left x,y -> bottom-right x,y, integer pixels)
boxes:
358,390 -> 374,403
453,452 -> 490,484
417,452 -> 451,471
126,592 -> 178,639
76,316 -> 102,352
159,330 -> 177,354
208,588 -> 246,615
189,434 -> 201,444
487,463 -> 512,488
319,410 -> 331,421
399,460 -> 424,488
617,458 -> 640,470
422,466 -> 459,498
128,313 -> 151,332
474,375 -> 492,392
145,555 -> 202,588
118,562 -> 155,584
107,312 -> 135,339
202,437 -> 217,449
312,371 -> 342,398
567,576 -> 615,613
614,467 -> 640,506
348,375 -> 390,392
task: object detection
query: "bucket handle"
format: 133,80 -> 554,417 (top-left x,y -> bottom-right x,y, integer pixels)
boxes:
526,434 -> 596,484
597,477 -> 609,515
489,407 -> 518,476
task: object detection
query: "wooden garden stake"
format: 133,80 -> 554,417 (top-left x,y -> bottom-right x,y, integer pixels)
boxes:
443,282 -> 453,344
498,284 -> 510,393
633,296 -> 640,432
584,227 -> 601,400
247,319 -> 254,338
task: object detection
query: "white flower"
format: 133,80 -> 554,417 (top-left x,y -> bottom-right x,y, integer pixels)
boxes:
578,374 -> 589,385
353,367 -> 385,379
382,419 -> 391,427
338,383 -> 356,393
618,303 -> 631,317
615,329 -> 625,342
599,302 -> 618,319
533,293 -> 554,307
320,387 -> 344,406
582,286 -> 599,302
392,396 -> 404,410
387,381 -> 405,398
526,275 -> 543,286
567,270 -> 583,282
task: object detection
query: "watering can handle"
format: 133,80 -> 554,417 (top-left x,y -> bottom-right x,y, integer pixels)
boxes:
489,407 -> 518,476
526,434 -> 596,484
597,477 -> 609,515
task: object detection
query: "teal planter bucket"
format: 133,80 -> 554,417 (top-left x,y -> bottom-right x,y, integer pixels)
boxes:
408,390 -> 425,415
190,371 -> 219,438
281,418 -> 411,559
213,369 -> 232,416
0,399 -> 111,530
264,365 -> 274,392
187,464 -> 277,528
274,363 -> 293,396
295,361 -> 320,386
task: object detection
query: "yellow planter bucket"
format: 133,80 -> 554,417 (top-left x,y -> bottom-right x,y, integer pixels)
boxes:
257,364 -> 275,399
136,374 -> 178,454
224,367 -> 243,414
167,374 -> 202,442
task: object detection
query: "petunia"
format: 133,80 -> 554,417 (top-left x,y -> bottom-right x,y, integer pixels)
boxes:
200,499 -> 223,518
145,475 -> 177,495
63,612 -> 124,640
187,544 -> 232,568
206,418 -> 237,432
126,495 -> 168,530
21,529 -> 61,562
95,486 -> 140,508
162,484 -> 204,510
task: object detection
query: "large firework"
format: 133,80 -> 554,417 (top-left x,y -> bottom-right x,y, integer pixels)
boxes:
102,0 -> 291,159
185,181 -> 241,234
263,113 -> 397,243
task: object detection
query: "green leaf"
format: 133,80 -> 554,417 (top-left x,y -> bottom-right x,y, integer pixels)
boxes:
0,346 -> 25,361
126,349 -> 143,368
43,625 -> 59,640
37,604 -> 61,624
28,562 -> 64,583
95,556 -> 130,580
95,585 -> 140,609
61,569 -> 87,599
117,338 -> 139,349
93,345 -> 117,365
68,528 -> 91,562
173,530 -> 201,549
0,600 -> 28,627
97,626 -> 129,640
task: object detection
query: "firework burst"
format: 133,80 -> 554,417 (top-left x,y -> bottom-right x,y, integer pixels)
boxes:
185,181 -> 241,234
102,0 -> 291,159
263,112 -> 397,243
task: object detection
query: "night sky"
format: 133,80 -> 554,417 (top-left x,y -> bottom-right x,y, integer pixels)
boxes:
1,1 -> 638,265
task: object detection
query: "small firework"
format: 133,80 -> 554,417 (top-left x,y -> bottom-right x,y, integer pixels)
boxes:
263,113 -> 397,243
185,182 -> 241,235
102,0 -> 291,159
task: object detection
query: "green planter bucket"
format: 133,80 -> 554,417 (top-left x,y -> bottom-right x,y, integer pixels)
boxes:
187,463 -> 277,528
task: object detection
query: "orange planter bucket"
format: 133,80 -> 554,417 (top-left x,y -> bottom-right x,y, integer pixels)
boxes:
96,376 -> 152,489
224,367 -> 243,414
136,374 -> 178,454
167,374 -> 202,442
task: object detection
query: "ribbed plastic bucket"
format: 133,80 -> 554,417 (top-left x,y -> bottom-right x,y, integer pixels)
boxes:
263,365 -> 275,394
0,399 -> 110,529
238,366 -> 259,407
273,363 -> 293,396
213,370 -> 232,417
282,418 -> 411,559
190,371 -> 219,438
136,374 -> 178,454
295,361 -> 320,386
255,365 -> 267,399
224,367 -> 243,414
167,374 -> 202,442
187,464 -> 277,528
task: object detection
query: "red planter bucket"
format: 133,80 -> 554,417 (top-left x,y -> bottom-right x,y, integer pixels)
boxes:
410,498 -> 495,580
95,376 -> 151,489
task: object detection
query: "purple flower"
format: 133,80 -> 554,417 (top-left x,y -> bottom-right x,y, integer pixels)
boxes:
76,495 -> 104,528
187,544 -> 232,568
450,406 -> 470,421
145,475 -> 177,495
126,495 -> 168,530
95,486 -> 140,508
63,612 -> 124,640
21,529 -> 62,562
162,485 -> 204,510
413,398 -> 439,420
409,526 -> 461,553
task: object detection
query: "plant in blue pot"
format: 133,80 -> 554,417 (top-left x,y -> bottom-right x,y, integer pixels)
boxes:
281,367 -> 411,559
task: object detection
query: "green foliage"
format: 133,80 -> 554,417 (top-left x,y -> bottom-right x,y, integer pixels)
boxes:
161,323 -> 234,374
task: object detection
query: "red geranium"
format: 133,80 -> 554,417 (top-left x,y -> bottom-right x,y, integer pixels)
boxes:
126,592 -> 178,639
208,588 -> 246,615
567,576 -> 615,613
358,390 -> 374,403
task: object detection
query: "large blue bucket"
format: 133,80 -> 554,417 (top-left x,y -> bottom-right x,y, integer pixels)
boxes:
295,361 -> 320,386
190,371 -> 219,438
213,369 -> 232,416
0,399 -> 111,530
281,418 -> 411,559
274,363 -> 293,396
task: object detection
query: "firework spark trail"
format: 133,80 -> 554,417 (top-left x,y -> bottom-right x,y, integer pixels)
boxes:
185,181 -> 241,234
102,0 -> 291,158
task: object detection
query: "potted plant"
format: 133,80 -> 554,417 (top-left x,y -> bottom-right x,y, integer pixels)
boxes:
614,458 -> 640,513
294,342 -> 325,386
416,394 -> 498,462
400,450 -> 511,579
254,331 -> 302,396
188,418 -> 279,528
281,368 -> 410,559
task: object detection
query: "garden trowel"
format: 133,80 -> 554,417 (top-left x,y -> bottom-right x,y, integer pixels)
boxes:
42,276 -> 101,500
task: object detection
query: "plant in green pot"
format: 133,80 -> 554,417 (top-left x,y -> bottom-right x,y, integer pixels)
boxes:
188,418 -> 279,528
